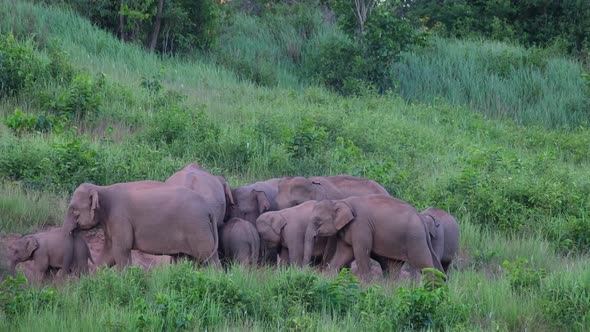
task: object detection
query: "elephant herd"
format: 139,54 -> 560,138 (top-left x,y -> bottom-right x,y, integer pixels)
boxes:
6,163 -> 460,282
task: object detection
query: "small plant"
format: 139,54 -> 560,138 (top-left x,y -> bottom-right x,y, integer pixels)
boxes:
396,269 -> 467,330
4,108 -> 65,135
502,258 -> 546,293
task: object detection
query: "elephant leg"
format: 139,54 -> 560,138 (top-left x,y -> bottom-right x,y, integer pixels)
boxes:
235,246 -> 250,266
279,247 -> 289,266
442,260 -> 452,274
111,238 -> 132,269
288,245 -> 304,267
326,240 -> 354,275
351,235 -> 374,281
96,242 -> 116,268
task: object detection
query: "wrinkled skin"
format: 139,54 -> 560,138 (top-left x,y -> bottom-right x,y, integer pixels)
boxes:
274,175 -> 390,266
63,180 -> 163,270
304,195 -> 444,281
219,218 -> 260,266
228,178 -> 283,264
165,163 -> 234,229
63,182 -> 220,269
228,178 -> 282,224
351,258 -> 383,281
274,175 -> 389,210
256,201 -> 328,267
8,227 -> 92,282
400,207 -> 460,279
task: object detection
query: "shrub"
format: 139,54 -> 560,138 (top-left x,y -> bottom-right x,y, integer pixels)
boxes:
502,258 -> 546,294
0,34 -> 42,96
3,108 -> 65,134
0,274 -> 57,321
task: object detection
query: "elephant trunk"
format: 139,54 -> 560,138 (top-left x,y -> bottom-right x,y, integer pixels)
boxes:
8,259 -> 17,275
303,223 -> 317,266
62,215 -> 78,274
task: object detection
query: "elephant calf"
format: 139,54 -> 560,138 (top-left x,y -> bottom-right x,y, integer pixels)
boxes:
400,207 -> 460,279
8,227 -> 92,282
220,218 -> 260,266
256,201 -> 328,267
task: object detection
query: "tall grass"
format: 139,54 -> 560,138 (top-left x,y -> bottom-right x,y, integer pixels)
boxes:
0,1 -> 588,330
393,37 -> 590,128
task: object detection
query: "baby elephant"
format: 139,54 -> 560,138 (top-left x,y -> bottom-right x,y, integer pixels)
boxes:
219,218 -> 260,266
8,227 -> 93,282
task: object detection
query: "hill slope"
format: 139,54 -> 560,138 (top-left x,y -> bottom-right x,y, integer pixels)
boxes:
0,1 -> 588,331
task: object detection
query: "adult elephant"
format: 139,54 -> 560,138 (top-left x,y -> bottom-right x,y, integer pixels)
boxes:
400,207 -> 460,278
228,178 -> 283,224
165,163 -> 234,229
303,195 -> 444,281
274,175 -> 389,210
256,201 -> 328,267
275,175 -> 390,267
63,182 -> 220,268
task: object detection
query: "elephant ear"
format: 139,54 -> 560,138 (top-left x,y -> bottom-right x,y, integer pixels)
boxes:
271,214 -> 287,236
423,214 -> 439,239
223,182 -> 235,206
334,201 -> 355,230
24,236 -> 39,259
217,176 -> 235,206
254,190 -> 270,214
89,190 -> 100,222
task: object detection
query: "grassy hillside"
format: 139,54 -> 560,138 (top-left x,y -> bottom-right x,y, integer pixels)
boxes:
1,1 -> 589,331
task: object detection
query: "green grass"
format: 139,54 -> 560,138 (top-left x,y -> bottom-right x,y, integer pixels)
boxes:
394,37 -> 590,128
0,0 -> 589,330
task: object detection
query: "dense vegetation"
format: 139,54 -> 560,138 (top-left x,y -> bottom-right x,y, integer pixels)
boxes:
1,0 -> 589,330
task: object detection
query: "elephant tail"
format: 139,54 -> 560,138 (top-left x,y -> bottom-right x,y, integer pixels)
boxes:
250,228 -> 260,266
204,213 -> 219,264
421,215 -> 445,275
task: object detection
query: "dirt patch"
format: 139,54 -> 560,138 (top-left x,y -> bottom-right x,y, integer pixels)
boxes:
1,226 -> 172,281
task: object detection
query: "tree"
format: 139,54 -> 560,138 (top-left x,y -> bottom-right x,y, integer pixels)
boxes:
149,0 -> 165,51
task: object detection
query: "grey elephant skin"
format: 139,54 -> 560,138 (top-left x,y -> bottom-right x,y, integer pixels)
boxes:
256,201 -> 328,267
166,163 -> 234,229
274,175 -> 389,210
63,181 -> 220,269
351,259 -> 383,281
303,194 -> 444,281
8,227 -> 92,282
400,207 -> 460,279
220,217 -> 260,266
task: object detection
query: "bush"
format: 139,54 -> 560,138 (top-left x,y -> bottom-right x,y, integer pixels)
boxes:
0,274 -> 57,321
502,258 -> 546,294
3,108 -> 65,135
0,34 -> 44,97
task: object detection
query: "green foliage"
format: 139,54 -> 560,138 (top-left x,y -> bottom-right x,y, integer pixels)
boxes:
407,0 -> 590,56
0,274 -> 57,321
394,37 -> 590,128
79,266 -> 147,307
61,0 -> 219,54
3,108 -> 65,134
542,270 -> 590,330
502,258 -> 546,294
319,0 -> 427,94
0,34 -> 41,96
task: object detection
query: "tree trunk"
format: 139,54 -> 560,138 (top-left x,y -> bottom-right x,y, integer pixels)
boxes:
119,0 -> 127,41
149,0 -> 165,51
